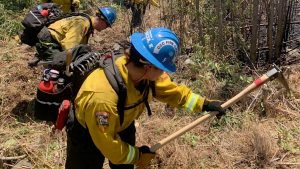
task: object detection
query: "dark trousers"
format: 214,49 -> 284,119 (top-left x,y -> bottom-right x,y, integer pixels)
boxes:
131,3 -> 147,28
35,27 -> 62,62
130,3 -> 147,34
65,117 -> 136,169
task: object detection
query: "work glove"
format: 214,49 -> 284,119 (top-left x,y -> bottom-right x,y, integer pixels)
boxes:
136,146 -> 155,168
202,99 -> 226,119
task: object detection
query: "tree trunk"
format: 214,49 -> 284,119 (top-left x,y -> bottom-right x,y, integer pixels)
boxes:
274,0 -> 288,63
195,0 -> 204,46
250,0 -> 260,63
215,0 -> 224,55
267,0 -> 274,62
178,0 -> 185,49
284,0 -> 294,49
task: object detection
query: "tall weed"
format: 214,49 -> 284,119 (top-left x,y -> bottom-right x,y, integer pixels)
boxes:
0,4 -> 23,41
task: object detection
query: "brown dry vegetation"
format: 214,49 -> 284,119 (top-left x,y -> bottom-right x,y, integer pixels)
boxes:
1,2 -> 300,169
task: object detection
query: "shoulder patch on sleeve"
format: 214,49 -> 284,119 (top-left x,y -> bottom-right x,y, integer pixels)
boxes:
95,112 -> 110,127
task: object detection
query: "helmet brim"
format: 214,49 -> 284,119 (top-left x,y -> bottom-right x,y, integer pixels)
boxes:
131,33 -> 176,73
99,8 -> 112,27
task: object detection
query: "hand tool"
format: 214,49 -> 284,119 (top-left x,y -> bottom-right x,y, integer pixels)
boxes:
65,49 -> 73,76
150,64 -> 290,152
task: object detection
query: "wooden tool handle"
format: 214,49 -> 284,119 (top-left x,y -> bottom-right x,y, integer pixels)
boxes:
221,74 -> 269,109
150,74 -> 270,152
65,49 -> 72,76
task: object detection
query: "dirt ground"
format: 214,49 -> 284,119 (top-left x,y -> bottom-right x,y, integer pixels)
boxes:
0,5 -> 300,169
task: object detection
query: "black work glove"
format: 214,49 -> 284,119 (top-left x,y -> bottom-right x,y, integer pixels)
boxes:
202,99 -> 226,119
136,146 -> 155,168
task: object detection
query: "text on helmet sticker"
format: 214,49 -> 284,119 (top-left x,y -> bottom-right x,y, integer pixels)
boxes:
153,40 -> 178,55
145,30 -> 153,43
145,30 -> 154,49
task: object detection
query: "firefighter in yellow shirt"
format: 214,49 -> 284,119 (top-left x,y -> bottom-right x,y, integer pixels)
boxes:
66,27 -> 226,168
29,7 -> 116,67
124,0 -> 160,33
41,0 -> 80,13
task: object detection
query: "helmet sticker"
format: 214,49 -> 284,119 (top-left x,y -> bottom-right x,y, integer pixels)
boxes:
148,43 -> 154,49
153,40 -> 178,55
145,30 -> 153,43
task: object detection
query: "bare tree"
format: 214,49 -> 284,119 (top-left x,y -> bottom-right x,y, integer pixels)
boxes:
274,0 -> 287,63
215,0 -> 224,55
266,0 -> 274,62
250,0 -> 260,63
195,0 -> 204,46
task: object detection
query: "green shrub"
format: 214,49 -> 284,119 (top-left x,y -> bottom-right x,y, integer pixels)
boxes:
0,4 -> 23,40
0,0 -> 34,11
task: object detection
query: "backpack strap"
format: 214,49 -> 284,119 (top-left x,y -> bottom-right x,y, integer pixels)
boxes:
100,52 -> 155,120
99,52 -> 127,125
73,13 -> 94,37
45,12 -> 93,38
123,82 -> 152,116
60,12 -> 94,37
145,81 -> 156,116
71,50 -> 153,125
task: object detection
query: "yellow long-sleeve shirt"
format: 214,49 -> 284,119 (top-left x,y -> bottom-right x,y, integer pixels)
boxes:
131,0 -> 160,7
48,16 -> 91,50
41,0 -> 80,13
74,55 -> 205,164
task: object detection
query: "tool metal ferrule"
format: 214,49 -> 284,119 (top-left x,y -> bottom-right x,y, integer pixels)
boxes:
265,68 -> 279,79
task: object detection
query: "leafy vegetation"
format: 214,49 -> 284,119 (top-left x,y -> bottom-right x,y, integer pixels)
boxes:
0,4 -> 23,41
0,0 -> 34,11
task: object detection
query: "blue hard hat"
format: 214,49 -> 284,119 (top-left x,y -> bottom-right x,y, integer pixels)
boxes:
130,28 -> 180,73
98,7 -> 116,27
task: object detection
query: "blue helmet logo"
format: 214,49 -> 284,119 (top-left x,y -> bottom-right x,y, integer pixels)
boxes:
131,28 -> 180,72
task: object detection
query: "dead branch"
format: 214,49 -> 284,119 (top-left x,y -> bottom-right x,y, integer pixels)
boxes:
246,90 -> 261,112
22,145 -> 52,169
277,162 -> 300,165
0,155 -> 26,161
